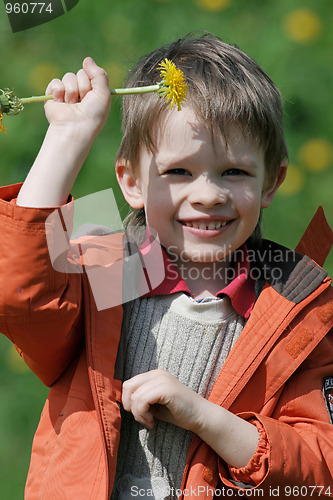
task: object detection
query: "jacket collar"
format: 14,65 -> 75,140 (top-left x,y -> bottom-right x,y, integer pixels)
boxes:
141,244 -> 256,319
295,205 -> 333,267
248,239 -> 329,305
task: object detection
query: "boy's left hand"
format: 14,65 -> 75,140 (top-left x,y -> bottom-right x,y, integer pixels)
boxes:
122,368 -> 260,469
122,369 -> 206,431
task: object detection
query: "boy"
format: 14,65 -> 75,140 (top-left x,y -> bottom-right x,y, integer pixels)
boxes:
0,33 -> 333,499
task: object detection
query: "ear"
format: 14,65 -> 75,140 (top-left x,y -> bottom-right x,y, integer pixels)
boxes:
115,160 -> 144,209
261,162 -> 288,209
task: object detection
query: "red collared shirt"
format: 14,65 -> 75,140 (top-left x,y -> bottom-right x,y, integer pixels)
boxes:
142,244 -> 256,319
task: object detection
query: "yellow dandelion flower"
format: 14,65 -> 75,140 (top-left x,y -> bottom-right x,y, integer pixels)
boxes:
157,59 -> 187,111
298,138 -> 332,171
278,164 -> 304,196
197,0 -> 231,12
28,63 -> 59,93
0,113 -> 7,135
283,9 -> 321,43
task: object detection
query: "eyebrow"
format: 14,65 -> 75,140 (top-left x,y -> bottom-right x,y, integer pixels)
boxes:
156,155 -> 259,171
222,157 -> 259,169
154,156 -> 190,170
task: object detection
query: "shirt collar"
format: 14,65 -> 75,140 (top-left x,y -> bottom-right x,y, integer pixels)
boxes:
141,242 -> 256,319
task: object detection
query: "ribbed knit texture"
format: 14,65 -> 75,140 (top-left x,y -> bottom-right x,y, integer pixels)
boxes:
111,293 -> 245,500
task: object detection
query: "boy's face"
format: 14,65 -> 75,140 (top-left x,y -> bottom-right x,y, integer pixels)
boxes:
118,107 -> 285,264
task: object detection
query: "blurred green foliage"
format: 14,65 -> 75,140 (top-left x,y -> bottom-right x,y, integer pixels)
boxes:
0,0 -> 332,497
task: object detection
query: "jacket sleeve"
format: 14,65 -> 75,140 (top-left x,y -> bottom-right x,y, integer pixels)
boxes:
0,183 -> 83,386
221,328 -> 333,492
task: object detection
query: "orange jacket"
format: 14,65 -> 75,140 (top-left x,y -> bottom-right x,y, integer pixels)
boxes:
0,183 -> 333,500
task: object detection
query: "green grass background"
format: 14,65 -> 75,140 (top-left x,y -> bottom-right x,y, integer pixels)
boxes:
0,0 -> 332,497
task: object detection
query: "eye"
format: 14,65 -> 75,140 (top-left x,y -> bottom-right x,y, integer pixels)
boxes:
165,168 -> 191,176
222,168 -> 248,176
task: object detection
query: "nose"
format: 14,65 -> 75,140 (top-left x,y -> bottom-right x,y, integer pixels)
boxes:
187,176 -> 227,208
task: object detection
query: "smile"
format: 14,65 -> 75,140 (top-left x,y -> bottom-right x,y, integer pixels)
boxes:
181,220 -> 230,230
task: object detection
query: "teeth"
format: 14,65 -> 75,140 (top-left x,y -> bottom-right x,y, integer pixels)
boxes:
184,221 -> 228,229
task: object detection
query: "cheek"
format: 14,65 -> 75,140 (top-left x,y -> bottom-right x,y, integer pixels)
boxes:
236,186 -> 262,214
145,182 -> 179,213
144,191 -> 174,229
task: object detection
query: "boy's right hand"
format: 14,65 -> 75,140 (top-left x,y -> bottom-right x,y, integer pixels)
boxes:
45,57 -> 111,140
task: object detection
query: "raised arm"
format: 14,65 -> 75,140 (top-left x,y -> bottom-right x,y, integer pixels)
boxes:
0,58 -> 111,385
17,57 -> 111,208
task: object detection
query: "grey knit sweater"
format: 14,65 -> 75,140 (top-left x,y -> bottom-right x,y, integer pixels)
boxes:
111,293 -> 245,500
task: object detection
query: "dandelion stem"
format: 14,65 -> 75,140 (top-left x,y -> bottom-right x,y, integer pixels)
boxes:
19,95 -> 54,104
110,84 -> 160,95
0,59 -> 187,135
18,84 -> 161,105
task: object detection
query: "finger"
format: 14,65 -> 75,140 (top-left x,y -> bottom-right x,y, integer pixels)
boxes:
129,385 -> 158,429
62,72 -> 79,104
45,78 -> 65,102
122,376 -> 153,414
124,377 -> 169,428
132,399 -> 155,428
124,369 -> 165,388
82,57 -> 110,96
122,385 -> 153,428
122,371 -> 158,410
122,377 -> 140,412
77,68 -> 92,101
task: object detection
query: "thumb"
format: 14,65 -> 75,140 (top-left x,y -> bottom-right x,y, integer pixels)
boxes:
82,57 -> 110,94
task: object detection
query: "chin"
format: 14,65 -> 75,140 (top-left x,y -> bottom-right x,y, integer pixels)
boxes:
183,249 -> 228,264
